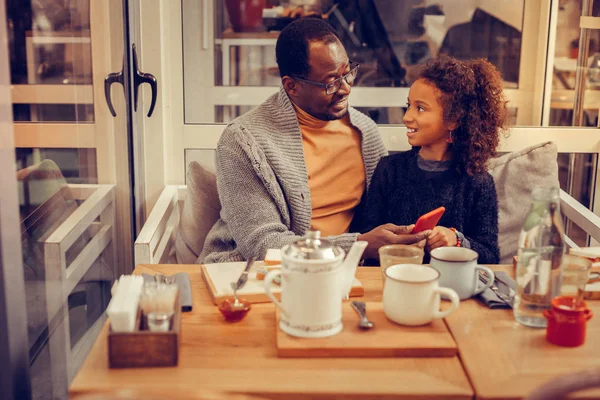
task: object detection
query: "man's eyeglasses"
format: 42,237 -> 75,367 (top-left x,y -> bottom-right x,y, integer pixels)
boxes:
292,62 -> 360,95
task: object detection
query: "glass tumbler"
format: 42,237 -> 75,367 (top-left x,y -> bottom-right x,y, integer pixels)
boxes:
139,282 -> 178,331
379,244 -> 424,282
560,254 -> 592,298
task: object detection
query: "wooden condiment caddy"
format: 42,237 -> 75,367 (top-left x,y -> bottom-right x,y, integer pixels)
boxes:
108,293 -> 181,368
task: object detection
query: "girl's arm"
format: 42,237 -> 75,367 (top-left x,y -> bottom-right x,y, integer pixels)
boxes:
462,174 -> 500,264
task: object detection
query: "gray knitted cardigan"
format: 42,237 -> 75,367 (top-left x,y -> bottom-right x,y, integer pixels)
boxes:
199,87 -> 387,263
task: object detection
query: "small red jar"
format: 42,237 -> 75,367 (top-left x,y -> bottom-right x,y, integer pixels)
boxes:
544,296 -> 593,347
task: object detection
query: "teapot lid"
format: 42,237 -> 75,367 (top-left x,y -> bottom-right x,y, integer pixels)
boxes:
283,230 -> 343,260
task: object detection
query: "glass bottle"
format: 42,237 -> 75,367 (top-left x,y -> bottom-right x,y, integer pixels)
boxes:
514,187 -> 565,328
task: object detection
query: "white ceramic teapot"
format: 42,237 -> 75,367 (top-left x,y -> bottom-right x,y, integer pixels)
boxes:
264,231 -> 367,338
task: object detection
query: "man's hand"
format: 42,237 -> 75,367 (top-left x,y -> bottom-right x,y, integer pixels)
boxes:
358,224 -> 431,259
425,226 -> 457,251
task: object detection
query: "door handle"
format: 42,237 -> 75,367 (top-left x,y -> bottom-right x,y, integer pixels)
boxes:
132,43 -> 158,117
104,61 -> 124,117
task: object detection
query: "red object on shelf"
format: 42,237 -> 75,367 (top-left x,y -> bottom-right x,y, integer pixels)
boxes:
225,0 -> 266,32
544,296 -> 593,347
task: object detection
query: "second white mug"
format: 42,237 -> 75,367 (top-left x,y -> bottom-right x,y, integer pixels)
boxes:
383,264 -> 460,326
430,247 -> 495,300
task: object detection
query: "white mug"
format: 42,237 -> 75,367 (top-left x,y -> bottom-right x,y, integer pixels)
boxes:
383,264 -> 460,326
430,247 -> 495,300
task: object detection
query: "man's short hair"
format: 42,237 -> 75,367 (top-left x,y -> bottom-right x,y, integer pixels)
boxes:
276,17 -> 341,79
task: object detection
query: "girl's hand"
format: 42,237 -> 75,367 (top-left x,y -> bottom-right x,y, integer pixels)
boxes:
358,224 -> 431,259
426,226 -> 457,251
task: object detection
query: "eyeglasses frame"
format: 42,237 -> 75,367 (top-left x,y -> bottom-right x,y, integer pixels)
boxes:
291,62 -> 360,95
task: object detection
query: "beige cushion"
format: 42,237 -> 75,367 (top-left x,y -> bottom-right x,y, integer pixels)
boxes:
487,142 -> 559,264
174,161 -> 221,264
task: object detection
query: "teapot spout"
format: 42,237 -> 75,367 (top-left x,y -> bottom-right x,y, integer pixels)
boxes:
341,241 -> 368,299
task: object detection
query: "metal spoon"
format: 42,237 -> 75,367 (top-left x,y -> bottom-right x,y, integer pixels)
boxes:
351,301 -> 374,330
230,281 -> 246,309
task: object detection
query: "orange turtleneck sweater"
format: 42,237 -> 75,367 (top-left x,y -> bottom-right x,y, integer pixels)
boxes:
293,104 -> 366,236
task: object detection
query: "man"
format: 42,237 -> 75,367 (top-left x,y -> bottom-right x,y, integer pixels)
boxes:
200,18 -> 427,263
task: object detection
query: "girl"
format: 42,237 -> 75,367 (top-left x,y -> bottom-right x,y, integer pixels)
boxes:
352,54 -> 508,264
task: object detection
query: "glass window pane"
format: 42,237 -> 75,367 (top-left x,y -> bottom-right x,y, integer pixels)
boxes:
216,1 -> 524,88
559,152 -> 594,246
185,149 -> 216,175
17,149 -> 112,400
219,45 -> 279,87
13,104 -> 94,123
7,2 -> 116,399
8,1 -> 91,85
549,0 -> 600,127
186,1 -> 530,124
16,148 -> 97,187
546,1 -> 600,239
7,0 -> 93,127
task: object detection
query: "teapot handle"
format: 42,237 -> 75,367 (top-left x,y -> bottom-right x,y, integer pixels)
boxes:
264,270 -> 289,318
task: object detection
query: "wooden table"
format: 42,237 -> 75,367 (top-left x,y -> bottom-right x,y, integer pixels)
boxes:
69,265 -> 474,399
445,265 -> 600,400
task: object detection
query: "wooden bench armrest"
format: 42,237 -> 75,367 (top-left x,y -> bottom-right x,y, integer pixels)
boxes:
560,188 -> 600,246
44,184 -> 116,321
134,185 -> 186,265
45,184 -> 115,248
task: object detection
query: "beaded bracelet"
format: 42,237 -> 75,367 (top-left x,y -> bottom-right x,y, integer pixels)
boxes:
449,228 -> 462,247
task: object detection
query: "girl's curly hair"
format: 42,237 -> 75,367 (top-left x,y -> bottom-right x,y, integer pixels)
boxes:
418,54 -> 509,175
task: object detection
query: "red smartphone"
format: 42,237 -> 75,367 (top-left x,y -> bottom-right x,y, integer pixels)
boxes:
412,206 -> 446,233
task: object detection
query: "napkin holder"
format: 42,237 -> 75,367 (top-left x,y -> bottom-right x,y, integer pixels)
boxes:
108,292 -> 181,368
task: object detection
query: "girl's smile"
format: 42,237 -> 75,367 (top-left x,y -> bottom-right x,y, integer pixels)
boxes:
406,128 -> 419,140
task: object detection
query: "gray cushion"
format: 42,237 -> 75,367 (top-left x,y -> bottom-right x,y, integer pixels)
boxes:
488,142 -> 559,264
174,161 -> 221,264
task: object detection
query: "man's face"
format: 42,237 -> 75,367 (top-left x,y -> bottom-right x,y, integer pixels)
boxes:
289,39 -> 353,121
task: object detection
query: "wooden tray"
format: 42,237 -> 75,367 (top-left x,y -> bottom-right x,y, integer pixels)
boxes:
108,293 -> 181,368
276,302 -> 458,358
201,262 -> 364,305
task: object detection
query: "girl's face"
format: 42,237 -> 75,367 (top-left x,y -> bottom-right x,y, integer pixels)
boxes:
403,79 -> 454,153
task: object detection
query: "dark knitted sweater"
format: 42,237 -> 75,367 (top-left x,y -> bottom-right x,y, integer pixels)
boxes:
351,148 -> 500,264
